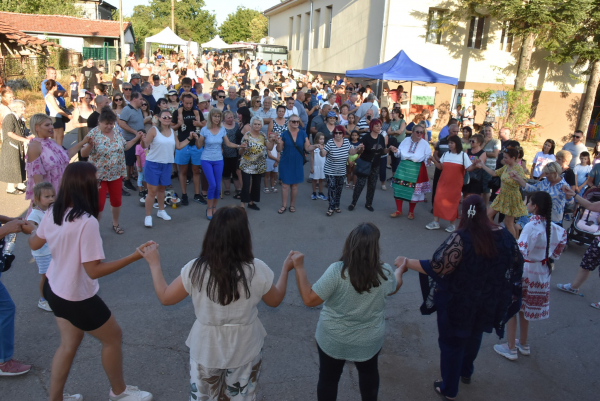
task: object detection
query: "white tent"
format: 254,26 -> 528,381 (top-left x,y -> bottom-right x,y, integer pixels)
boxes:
201,35 -> 244,50
144,27 -> 188,57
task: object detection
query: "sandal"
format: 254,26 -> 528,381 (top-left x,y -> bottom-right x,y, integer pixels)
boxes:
112,225 -> 124,235
263,188 -> 271,193
433,380 -> 455,400
335,208 -> 342,213
271,187 -> 278,193
289,206 -> 296,213
591,302 -> 600,309
233,192 -> 241,200
345,183 -> 350,189
326,209 -> 334,216
278,206 -> 287,214
407,212 -> 415,220
224,190 -> 231,196
390,211 -> 402,218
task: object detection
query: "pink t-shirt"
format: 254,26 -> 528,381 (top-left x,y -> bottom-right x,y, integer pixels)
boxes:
135,144 -> 147,167
37,209 -> 105,301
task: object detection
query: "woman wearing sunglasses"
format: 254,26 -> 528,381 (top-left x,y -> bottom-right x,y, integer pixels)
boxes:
111,92 -> 126,115
388,125 -> 432,220
140,100 -> 153,132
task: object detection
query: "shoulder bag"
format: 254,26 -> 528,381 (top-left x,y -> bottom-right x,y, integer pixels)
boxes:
462,152 -> 470,185
355,134 -> 382,177
286,130 -> 308,165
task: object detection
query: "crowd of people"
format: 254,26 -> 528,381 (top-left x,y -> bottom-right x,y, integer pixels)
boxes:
0,51 -> 599,401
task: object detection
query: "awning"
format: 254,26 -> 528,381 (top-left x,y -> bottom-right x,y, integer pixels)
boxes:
144,27 -> 187,46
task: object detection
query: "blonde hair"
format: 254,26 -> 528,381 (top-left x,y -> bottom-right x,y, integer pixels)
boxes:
555,150 -> 572,164
29,113 -> 52,136
542,162 -> 562,176
206,108 -> 223,129
33,182 -> 55,203
251,95 -> 260,107
153,109 -> 172,130
222,110 -> 234,120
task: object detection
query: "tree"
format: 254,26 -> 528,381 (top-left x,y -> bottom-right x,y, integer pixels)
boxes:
0,0 -> 82,16
127,0 -> 217,53
546,1 -> 600,132
219,7 -> 268,43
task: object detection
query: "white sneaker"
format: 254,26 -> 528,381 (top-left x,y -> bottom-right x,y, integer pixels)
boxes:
109,385 -> 153,401
445,224 -> 456,233
426,221 -> 440,230
156,210 -> 171,221
144,216 -> 152,227
63,394 -> 83,401
493,343 -> 518,361
38,299 -> 52,312
381,185 -> 387,190
515,339 -> 531,356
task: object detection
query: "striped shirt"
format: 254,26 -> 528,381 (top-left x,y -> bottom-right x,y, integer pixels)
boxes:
324,138 -> 351,176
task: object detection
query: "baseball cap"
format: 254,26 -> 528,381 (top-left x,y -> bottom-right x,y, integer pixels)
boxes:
130,73 -> 141,80
327,111 -> 337,118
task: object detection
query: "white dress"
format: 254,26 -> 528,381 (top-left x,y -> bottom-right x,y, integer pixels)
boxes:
518,215 -> 567,321
310,148 -> 326,180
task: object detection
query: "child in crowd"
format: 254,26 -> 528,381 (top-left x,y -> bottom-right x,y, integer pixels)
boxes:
347,131 -> 360,189
69,74 -> 79,105
264,132 -> 280,194
310,133 -> 327,200
574,151 -> 592,196
25,182 -> 55,312
136,141 -> 148,197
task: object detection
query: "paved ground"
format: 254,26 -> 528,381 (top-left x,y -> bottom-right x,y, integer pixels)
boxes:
1,133 -> 599,400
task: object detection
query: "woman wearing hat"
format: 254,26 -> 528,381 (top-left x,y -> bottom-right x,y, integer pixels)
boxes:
166,89 -> 179,113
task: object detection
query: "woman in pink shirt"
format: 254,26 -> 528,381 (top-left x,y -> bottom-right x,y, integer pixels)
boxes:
26,162 -> 153,401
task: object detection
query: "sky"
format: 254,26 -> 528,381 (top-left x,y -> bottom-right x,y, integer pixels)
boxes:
104,0 -> 281,26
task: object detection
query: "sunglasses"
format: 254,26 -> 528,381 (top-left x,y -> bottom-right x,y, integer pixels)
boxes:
574,135 -> 582,139
142,104 -> 148,107
290,120 -> 300,123
469,140 -> 477,143
123,88 -> 132,91
218,96 -> 225,98
334,131 -> 344,135
114,98 -> 123,101
160,116 -> 171,120
414,131 -> 424,135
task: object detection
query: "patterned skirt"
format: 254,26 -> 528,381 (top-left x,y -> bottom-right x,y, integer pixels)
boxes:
521,261 -> 551,321
189,351 -> 262,401
392,160 -> 430,202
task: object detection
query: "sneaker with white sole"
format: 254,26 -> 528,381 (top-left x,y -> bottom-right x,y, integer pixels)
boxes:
381,185 -> 387,190
144,216 -> 152,227
556,283 -> 579,295
0,359 -> 31,376
426,221 -> 440,230
38,298 -> 52,312
493,343 -> 518,360
109,385 -> 153,401
63,394 -> 83,401
445,224 -> 456,233
156,210 -> 171,221
515,339 -> 530,356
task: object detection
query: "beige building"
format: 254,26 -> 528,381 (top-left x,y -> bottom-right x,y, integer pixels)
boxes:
264,0 -> 588,140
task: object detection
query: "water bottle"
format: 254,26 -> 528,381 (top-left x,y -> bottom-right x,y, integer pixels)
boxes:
2,233 -> 16,256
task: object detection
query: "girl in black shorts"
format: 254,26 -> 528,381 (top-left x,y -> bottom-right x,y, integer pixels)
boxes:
26,162 -> 153,401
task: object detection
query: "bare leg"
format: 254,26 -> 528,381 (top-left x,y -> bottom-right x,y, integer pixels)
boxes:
506,315 -> 517,349
281,183 -> 290,208
39,274 -> 46,298
571,268 -> 591,289
487,207 -> 497,222
483,192 -> 491,207
177,164 -> 188,195
518,311 -> 530,345
290,184 -> 299,208
54,128 -> 65,147
157,185 -> 166,211
111,206 -> 120,227
49,317 -> 85,401
192,165 -> 201,196
504,216 -> 518,239
88,315 -> 126,395
145,185 -> 158,216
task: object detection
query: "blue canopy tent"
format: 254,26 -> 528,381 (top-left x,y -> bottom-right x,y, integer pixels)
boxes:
346,50 -> 458,85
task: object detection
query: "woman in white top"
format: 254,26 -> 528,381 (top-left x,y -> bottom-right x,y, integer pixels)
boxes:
137,206 -> 293,401
44,79 -> 70,147
142,109 -> 195,227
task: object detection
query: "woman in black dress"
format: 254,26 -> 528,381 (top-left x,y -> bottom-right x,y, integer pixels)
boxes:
0,100 -> 30,194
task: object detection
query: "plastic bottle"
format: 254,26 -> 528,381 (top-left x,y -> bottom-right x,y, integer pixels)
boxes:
2,233 -> 16,256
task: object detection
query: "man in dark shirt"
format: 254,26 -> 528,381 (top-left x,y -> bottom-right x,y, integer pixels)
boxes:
129,73 -> 142,93
79,58 -> 101,91
172,94 -> 206,206
140,82 -> 157,113
86,95 -> 109,130
238,66 -> 248,88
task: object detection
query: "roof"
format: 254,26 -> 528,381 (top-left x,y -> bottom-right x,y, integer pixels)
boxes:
263,0 -> 308,16
145,27 -> 187,46
0,11 -> 131,38
0,20 -> 61,50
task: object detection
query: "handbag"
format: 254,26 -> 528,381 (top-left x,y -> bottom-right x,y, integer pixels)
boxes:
286,130 -> 308,165
59,105 -> 72,123
355,134 -> 383,177
462,152 -> 470,185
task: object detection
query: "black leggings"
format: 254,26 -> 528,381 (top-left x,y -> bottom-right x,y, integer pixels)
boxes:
317,344 -> 380,401
351,165 -> 378,207
241,171 -> 263,203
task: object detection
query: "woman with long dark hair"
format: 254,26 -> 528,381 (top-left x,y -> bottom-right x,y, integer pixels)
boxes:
233,107 -> 252,200
137,206 -> 293,400
495,191 -> 566,361
290,223 -> 402,400
26,162 -> 152,401
395,195 -> 524,400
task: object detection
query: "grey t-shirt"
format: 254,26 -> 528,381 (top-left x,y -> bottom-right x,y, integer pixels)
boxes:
483,138 -> 501,169
562,142 -> 588,169
224,97 -> 239,114
295,99 -> 308,127
119,104 -> 144,140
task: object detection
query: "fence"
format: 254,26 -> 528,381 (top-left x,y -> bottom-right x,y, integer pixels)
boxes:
0,49 -> 82,84
82,45 -> 121,66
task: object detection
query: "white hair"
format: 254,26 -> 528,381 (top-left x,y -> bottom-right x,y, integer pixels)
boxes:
250,115 -> 264,127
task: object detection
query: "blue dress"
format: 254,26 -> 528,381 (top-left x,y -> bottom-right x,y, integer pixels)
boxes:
279,129 -> 307,185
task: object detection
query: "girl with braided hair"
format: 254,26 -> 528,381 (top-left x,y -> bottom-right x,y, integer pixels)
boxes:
494,191 -> 567,361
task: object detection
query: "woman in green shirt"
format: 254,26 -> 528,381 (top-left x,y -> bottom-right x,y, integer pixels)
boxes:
290,223 -> 403,400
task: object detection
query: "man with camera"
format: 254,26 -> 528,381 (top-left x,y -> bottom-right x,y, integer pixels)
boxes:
356,108 -> 375,137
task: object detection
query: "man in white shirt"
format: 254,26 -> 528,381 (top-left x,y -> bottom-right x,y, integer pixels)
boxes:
283,97 -> 299,119
151,75 -> 168,102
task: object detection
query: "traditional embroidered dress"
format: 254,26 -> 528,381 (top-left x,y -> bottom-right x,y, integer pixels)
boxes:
518,215 -> 567,321
392,137 -> 431,202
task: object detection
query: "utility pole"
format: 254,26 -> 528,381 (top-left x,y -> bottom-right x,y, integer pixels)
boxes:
171,0 -> 175,31
119,0 -> 125,66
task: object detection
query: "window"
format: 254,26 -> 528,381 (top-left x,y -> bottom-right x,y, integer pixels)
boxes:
289,17 -> 294,50
467,16 -> 487,49
426,9 -> 445,44
296,14 -> 302,50
499,22 -> 513,52
324,6 -> 333,48
313,9 -> 321,49
47,38 -> 61,45
304,12 -> 310,50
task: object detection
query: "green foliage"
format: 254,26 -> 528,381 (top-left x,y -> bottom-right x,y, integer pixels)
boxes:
218,7 -> 268,43
128,0 -> 217,53
0,0 -> 82,16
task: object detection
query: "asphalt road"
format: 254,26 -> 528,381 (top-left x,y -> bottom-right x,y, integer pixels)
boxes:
1,136 -> 598,400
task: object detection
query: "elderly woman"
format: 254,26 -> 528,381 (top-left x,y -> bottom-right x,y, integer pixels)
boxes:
395,195 -> 523,400
0,100 -> 30,194
276,114 -> 320,213
0,87 -> 14,124
80,106 -> 142,234
348,119 -> 388,212
475,147 -> 528,238
239,116 -> 275,211
320,125 -> 358,216
388,124 -> 432,220
25,114 -> 89,202
44,79 -> 70,147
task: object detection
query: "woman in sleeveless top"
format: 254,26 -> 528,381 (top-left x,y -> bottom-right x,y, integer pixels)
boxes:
44,79 -> 70,147
71,92 -> 95,161
232,107 -> 251,200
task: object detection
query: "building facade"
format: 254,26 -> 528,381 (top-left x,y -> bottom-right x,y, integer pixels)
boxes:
264,0 -> 589,140
75,0 -> 117,20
